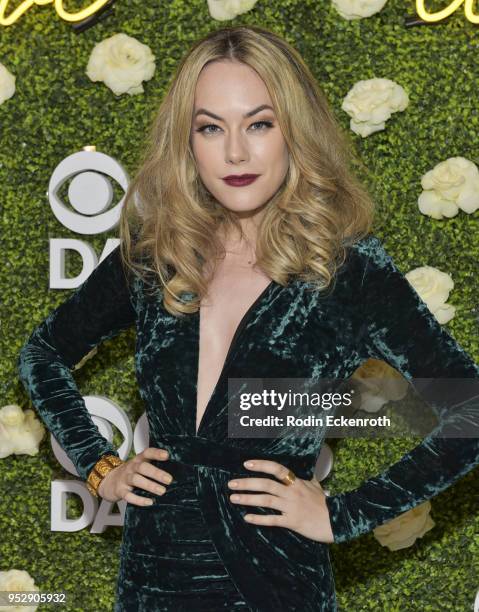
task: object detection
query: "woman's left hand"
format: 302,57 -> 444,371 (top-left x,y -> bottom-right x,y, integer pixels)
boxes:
227,459 -> 335,544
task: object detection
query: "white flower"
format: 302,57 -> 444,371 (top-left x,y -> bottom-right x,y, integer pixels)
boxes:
0,405 -> 24,427
0,421 -> 15,458
405,266 -> 456,324
7,430 -> 42,456
352,359 -> 409,412
0,63 -> 15,105
86,33 -> 156,96
373,500 -> 435,551
0,569 -> 39,612
418,157 -> 479,219
0,405 -> 44,458
342,78 -> 409,137
207,0 -> 258,20
332,0 -> 388,19
9,411 -> 45,456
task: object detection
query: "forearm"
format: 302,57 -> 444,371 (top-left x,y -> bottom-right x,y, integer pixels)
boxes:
325,428 -> 479,544
17,321 -> 120,481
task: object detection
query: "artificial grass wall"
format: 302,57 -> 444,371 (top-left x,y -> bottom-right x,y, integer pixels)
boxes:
1,1 -> 478,610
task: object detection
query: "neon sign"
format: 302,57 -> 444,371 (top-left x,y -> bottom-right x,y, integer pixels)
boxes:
416,0 -> 479,23
0,0 -> 111,26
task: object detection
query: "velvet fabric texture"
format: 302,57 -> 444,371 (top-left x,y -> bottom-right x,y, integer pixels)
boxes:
17,234 -> 479,611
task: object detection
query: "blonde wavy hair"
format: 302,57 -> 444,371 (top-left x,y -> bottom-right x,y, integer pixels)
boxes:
118,25 -> 375,317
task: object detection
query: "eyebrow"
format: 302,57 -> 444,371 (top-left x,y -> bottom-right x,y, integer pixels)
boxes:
193,104 -> 275,121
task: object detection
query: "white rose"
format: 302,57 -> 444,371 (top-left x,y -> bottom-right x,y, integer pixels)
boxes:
342,78 -> 409,137
8,428 -> 44,456
86,33 -> 156,97
0,421 -> 15,459
0,405 -> 25,427
352,358 -> 409,413
23,410 -> 44,433
0,62 -> 15,105
207,0 -> 258,20
373,501 -> 435,551
11,410 -> 45,456
405,266 -> 456,324
332,0 -> 387,20
0,406 -> 44,458
0,569 -> 39,612
418,156 -> 479,219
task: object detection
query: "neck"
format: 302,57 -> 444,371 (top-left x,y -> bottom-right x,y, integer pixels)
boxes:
223,207 -> 266,249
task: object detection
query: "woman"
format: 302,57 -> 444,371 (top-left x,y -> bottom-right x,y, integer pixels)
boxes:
17,25 -> 479,612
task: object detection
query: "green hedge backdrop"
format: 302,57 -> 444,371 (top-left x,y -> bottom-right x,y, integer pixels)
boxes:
1,0 -> 478,610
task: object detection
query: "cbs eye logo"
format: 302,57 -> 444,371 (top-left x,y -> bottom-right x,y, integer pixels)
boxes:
48,147 -> 129,235
47,147 -> 134,289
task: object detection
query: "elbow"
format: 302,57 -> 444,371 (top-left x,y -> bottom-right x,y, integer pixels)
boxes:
17,336 -> 37,386
16,322 -> 55,382
17,321 -> 80,383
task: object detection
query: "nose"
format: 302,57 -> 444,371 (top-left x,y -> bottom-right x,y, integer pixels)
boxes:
225,128 -> 249,164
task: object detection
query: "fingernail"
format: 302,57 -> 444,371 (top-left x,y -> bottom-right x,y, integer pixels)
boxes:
244,461 -> 254,467
147,499 -> 154,505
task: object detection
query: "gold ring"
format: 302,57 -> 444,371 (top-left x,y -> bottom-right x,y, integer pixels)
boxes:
281,469 -> 296,486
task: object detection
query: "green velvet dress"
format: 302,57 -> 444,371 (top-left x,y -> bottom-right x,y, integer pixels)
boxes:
17,234 -> 479,611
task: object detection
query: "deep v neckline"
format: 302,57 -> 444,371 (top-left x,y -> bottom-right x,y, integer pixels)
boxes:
193,279 -> 278,437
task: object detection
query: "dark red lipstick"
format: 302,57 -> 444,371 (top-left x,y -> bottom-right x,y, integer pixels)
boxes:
222,174 -> 260,187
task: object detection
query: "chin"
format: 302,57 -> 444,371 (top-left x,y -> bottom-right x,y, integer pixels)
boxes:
227,207 -> 266,218
217,198 -> 270,215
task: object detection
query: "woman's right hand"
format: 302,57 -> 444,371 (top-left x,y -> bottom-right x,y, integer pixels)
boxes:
97,447 -> 173,506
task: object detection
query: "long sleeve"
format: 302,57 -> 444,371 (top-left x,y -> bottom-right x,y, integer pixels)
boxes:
325,235 -> 479,544
17,244 -> 137,481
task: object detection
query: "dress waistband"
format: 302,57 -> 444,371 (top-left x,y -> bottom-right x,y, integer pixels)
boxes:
150,433 -> 315,481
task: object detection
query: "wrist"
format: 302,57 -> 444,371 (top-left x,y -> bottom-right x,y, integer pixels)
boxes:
86,454 -> 124,498
324,491 -> 357,544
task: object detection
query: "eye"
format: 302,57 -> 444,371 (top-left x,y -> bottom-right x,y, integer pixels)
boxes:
196,124 -> 221,135
195,120 -> 274,135
249,120 -> 274,131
